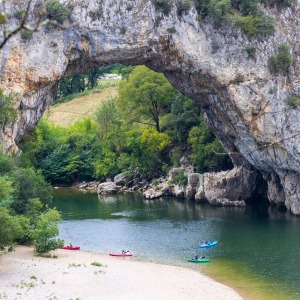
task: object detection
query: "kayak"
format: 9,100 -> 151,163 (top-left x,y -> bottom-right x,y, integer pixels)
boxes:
199,241 -> 218,248
58,245 -> 80,250
188,258 -> 210,263
109,252 -> 132,257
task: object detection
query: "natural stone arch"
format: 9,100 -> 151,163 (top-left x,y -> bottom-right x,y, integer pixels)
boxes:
1,0 -> 300,214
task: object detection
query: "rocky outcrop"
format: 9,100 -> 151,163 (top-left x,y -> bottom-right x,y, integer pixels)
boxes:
97,182 -> 120,195
143,181 -> 170,199
1,0 -> 300,213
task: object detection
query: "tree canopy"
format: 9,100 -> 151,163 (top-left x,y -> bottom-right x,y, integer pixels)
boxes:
118,66 -> 176,132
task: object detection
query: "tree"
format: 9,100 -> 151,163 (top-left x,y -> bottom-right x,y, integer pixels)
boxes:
188,117 -> 232,172
0,208 -> 23,251
118,66 -> 176,132
30,208 -> 63,253
94,98 -> 121,140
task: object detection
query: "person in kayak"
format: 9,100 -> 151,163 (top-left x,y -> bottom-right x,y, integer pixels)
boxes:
192,255 -> 198,260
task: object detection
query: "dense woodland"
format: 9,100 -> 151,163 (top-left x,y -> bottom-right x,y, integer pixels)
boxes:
0,64 -> 232,252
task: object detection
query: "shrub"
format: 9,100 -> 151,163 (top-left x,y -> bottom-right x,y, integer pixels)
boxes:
45,0 -> 71,23
13,10 -> 26,19
207,0 -> 232,24
152,0 -> 171,15
268,44 -> 292,74
177,0 -> 191,16
89,7 -> 103,21
152,179 -> 160,186
236,13 -> 275,38
167,27 -> 176,34
245,44 -> 256,59
229,73 -> 245,84
286,96 -> 300,108
21,29 -> 33,41
174,171 -> 188,186
120,26 -> 127,35
91,261 -> 104,267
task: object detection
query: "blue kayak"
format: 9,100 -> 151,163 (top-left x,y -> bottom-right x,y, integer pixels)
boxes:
199,241 -> 218,248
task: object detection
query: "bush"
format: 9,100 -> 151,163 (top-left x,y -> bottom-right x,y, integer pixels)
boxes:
120,26 -> 127,35
21,29 -> 33,41
177,0 -> 191,16
245,44 -> 256,59
208,0 -> 232,24
268,44 -> 292,74
89,7 -> 103,21
167,27 -> 176,34
174,171 -> 188,186
152,179 -> 160,186
229,73 -> 245,84
46,0 -> 71,23
152,0 -> 171,15
286,96 -> 300,108
13,10 -> 26,19
236,13 -> 275,38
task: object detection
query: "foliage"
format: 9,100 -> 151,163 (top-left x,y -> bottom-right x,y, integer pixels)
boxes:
11,168 -> 53,214
0,176 -> 14,207
188,117 -> 232,173
0,89 -> 17,127
118,66 -> 176,132
286,96 -> 300,108
0,208 -> 23,251
236,13 -> 275,38
88,7 -> 103,20
45,0 -> 71,23
173,171 -> 188,186
94,98 -> 121,140
245,44 -> 256,59
21,29 -> 33,41
30,208 -> 63,253
177,0 -> 191,16
208,0 -> 232,23
152,0 -> 171,15
55,64 -> 130,102
164,94 -> 200,148
229,73 -> 245,85
268,44 -> 292,74
167,27 -> 176,34
120,26 -> 127,34
13,10 -> 26,19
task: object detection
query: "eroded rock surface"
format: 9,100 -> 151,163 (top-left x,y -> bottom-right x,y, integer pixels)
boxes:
1,0 -> 300,213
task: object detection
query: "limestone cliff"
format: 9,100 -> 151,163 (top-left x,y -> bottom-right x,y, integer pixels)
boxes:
1,0 -> 300,213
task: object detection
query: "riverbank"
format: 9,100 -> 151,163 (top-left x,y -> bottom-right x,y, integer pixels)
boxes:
0,246 -> 242,300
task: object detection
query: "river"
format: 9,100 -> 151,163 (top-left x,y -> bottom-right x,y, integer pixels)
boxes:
52,188 -> 300,300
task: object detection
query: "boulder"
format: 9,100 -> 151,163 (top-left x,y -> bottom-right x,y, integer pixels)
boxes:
98,182 -> 120,195
143,182 -> 170,199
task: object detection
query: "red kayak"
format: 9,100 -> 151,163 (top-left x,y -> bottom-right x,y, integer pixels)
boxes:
109,252 -> 132,257
58,245 -> 80,250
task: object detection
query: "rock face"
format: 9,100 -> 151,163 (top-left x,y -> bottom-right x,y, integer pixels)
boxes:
1,0 -> 300,213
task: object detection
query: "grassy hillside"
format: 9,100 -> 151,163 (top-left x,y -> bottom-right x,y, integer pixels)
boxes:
45,85 -> 118,127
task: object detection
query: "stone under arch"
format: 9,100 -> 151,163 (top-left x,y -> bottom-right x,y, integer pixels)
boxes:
1,0 -> 300,214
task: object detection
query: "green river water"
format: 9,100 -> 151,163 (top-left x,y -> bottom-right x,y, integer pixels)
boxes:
52,188 -> 300,300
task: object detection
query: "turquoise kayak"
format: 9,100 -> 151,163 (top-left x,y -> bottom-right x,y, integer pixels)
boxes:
199,241 -> 218,248
188,258 -> 210,263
